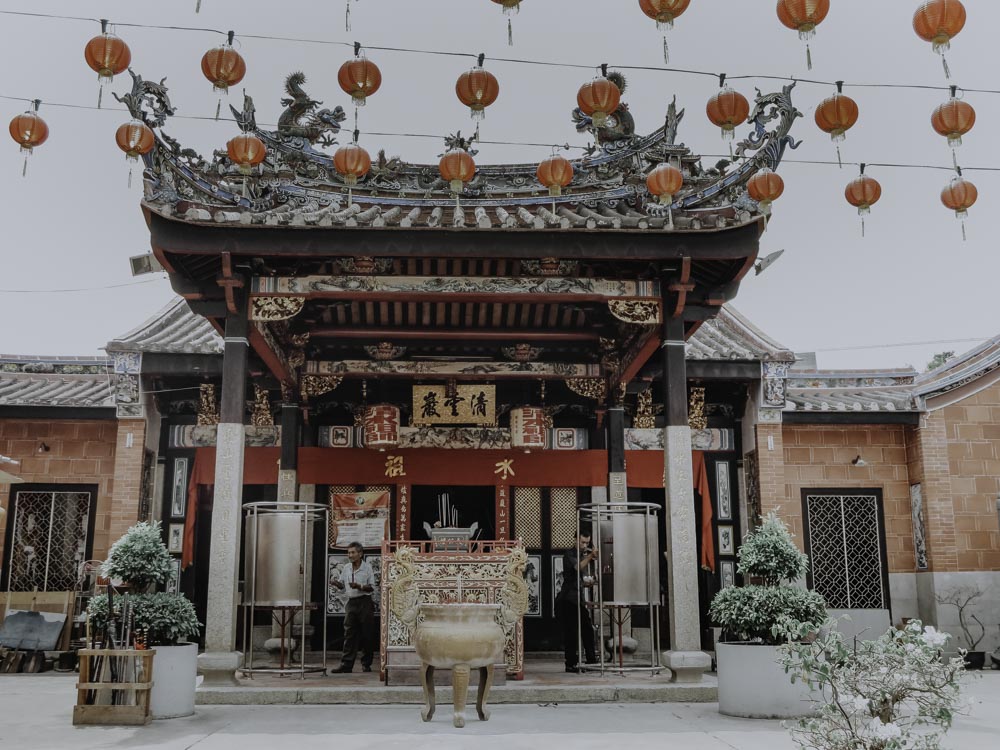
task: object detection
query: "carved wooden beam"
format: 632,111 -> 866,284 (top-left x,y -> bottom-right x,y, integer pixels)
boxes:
249,322 -> 297,389
305,360 -> 601,380
666,257 -> 694,319
217,252 -> 245,315
252,276 -> 660,303
310,328 -> 602,342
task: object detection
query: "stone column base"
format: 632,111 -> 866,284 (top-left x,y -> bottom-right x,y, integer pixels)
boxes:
662,650 -> 711,683
197,650 -> 242,686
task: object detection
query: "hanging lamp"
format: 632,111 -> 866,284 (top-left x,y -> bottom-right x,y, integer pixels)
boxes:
338,43 -> 382,108
940,168 -> 977,240
201,31 -> 246,120
814,81 -> 859,168
227,133 -> 266,197
913,0 -> 966,79
706,74 -> 749,155
439,145 -> 476,210
491,0 -> 522,46
84,20 -> 131,108
638,0 -> 691,63
8,100 -> 48,177
456,55 -> 500,122
334,131 -> 372,205
646,161 -> 684,228
747,167 -> 784,214
844,164 -> 882,237
115,119 -> 155,188
776,0 -> 830,70
931,85 -> 975,156
577,65 -> 621,129
537,153 -> 573,196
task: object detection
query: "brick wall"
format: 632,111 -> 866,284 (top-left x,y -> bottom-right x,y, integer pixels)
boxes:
109,420 -> 148,546
0,419 -> 119,570
938,380 -> 1000,572
906,412 -> 958,572
781,424 -> 914,572
755,422 -> 788,518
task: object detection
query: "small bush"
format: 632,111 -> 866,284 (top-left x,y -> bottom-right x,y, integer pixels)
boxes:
87,592 -> 201,647
102,521 -> 174,591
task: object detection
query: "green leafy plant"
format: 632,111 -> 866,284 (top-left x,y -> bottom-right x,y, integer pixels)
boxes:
777,618 -> 969,750
87,592 -> 200,647
709,512 -> 826,644
102,521 -> 174,592
88,520 -> 201,646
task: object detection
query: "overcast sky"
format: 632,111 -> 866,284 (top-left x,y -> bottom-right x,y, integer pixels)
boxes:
1,0 -> 997,372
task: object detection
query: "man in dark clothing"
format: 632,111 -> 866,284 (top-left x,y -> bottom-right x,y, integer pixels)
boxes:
555,532 -> 599,672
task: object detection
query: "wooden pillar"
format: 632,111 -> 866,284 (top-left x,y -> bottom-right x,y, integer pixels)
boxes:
199,288 -> 249,685
607,406 -> 627,503
278,402 -> 300,503
660,315 -> 710,682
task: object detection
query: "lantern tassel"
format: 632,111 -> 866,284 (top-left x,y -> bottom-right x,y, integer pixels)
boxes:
663,36 -> 669,65
836,145 -> 842,169
243,178 -> 248,199
942,54 -> 951,80
98,85 -> 103,110
961,219 -> 967,242
345,1 -> 351,32
667,206 -> 674,230
952,150 -> 958,171
196,0 -> 201,12
215,98 -> 221,121
22,154 -> 28,178
860,216 -> 865,238
128,166 -> 133,189
508,18 -> 513,46
806,43 -> 813,71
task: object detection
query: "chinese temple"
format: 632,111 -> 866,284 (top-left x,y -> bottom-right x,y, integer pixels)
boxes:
119,67 -> 801,684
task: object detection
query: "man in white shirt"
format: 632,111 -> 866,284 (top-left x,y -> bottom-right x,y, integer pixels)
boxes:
329,541 -> 376,673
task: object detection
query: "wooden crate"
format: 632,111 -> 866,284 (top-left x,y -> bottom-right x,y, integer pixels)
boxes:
73,648 -> 155,726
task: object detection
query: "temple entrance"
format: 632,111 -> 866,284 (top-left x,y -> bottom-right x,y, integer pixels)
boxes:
410,486 -> 496,542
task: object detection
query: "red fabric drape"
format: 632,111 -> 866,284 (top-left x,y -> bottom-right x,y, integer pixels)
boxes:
181,452 -> 207,570
692,451 -> 716,572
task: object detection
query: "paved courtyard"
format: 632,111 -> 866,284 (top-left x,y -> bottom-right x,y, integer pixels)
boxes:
0,672 -> 997,749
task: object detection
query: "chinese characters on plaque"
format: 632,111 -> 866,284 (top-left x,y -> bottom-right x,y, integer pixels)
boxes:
412,385 -> 496,425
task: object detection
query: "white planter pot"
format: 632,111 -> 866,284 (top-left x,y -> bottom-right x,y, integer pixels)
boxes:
716,642 -> 817,719
150,643 -> 198,719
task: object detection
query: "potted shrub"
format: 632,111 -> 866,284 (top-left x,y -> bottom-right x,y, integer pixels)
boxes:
709,512 -> 827,718
88,521 -> 201,719
936,586 -> 989,670
778,618 -> 968,750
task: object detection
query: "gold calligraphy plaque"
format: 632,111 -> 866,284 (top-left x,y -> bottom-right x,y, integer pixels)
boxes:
412,385 -> 496,425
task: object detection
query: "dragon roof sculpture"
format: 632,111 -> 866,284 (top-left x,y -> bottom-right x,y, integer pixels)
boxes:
123,69 -> 801,232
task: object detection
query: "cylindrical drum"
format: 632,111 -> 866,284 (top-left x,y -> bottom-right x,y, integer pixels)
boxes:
510,406 -> 546,450
243,512 -> 304,606
602,513 -> 659,605
364,404 -> 400,450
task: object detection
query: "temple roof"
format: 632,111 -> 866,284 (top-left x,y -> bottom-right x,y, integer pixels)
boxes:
0,356 -> 113,408
106,298 -> 223,355
687,306 -> 794,362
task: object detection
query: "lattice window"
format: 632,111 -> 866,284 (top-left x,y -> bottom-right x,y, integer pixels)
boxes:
513,487 -> 542,548
8,491 -> 92,592
804,491 -> 887,609
550,488 -> 578,549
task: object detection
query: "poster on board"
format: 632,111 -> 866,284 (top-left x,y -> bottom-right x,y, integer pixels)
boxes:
330,490 -> 390,549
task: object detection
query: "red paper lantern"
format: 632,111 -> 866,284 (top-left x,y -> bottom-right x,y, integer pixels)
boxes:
747,167 -> 785,213
577,75 -> 621,129
84,20 -> 131,107
227,133 -> 266,175
334,141 -> 372,186
646,163 -> 683,204
845,165 -> 882,237
814,81 -> 859,143
115,120 -> 155,161
941,170 -> 977,240
931,86 -> 975,148
439,147 -> 476,194
638,0 -> 691,62
201,32 -> 246,94
537,154 -> 574,197
338,53 -> 382,107
706,76 -> 749,141
913,0 -> 966,52
776,0 -> 830,69
364,404 -> 400,451
510,407 -> 546,451
456,62 -> 500,120
8,100 -> 48,176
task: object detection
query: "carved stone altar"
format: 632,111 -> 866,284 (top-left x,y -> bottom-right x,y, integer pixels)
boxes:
387,545 -> 528,727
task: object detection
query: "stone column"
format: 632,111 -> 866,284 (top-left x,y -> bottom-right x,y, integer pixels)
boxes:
198,291 -> 249,685
660,316 -> 710,682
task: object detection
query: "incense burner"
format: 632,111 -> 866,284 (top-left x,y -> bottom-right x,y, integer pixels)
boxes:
391,546 -> 528,728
